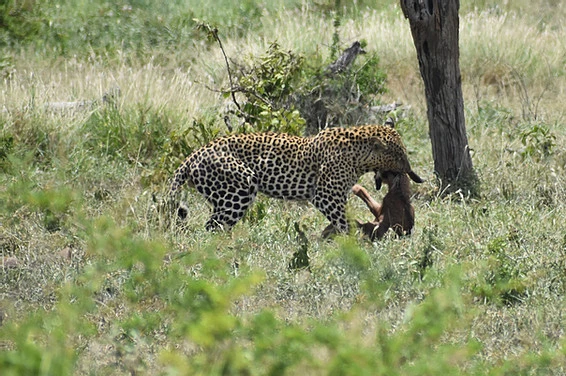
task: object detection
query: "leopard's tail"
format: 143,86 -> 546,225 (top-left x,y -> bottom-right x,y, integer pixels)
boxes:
167,158 -> 194,219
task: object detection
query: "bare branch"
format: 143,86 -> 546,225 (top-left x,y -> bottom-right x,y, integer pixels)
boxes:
194,20 -> 241,113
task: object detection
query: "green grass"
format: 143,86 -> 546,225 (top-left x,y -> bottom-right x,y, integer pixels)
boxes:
2,1 -> 566,374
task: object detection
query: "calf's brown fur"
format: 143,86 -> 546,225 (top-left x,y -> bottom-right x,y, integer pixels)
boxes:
353,171 -> 415,240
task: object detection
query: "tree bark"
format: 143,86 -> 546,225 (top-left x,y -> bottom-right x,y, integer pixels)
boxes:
400,0 -> 477,194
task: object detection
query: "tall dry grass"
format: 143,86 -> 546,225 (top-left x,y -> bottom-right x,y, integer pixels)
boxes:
3,3 -> 564,123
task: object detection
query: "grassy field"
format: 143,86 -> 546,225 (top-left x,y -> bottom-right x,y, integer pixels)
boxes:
1,0 -> 566,374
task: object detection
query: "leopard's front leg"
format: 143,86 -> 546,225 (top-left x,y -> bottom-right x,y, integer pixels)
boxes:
312,189 -> 349,236
311,166 -> 356,236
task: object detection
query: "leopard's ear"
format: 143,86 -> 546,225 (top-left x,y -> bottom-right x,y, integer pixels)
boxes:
371,137 -> 388,152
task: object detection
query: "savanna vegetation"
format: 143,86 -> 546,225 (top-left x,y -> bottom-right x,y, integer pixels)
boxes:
1,0 -> 566,374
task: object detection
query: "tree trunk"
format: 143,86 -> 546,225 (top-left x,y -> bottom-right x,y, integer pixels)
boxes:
400,0 -> 477,194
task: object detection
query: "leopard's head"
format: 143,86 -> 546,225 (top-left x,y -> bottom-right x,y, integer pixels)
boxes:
361,125 -> 423,184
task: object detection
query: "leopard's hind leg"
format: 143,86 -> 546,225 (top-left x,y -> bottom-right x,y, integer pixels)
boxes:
193,153 -> 259,231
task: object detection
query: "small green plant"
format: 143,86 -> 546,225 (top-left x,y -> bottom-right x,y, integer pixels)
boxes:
80,106 -> 128,158
417,227 -> 441,281
472,235 -> 529,306
288,222 -> 310,270
519,123 -> 556,160
243,197 -> 269,225
4,111 -> 58,166
24,186 -> 76,232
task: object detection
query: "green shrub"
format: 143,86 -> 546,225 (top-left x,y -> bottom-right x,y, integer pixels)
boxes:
354,53 -> 388,96
519,123 -> 556,160
0,0 -> 43,48
218,36 -> 387,135
231,42 -> 307,135
471,235 -> 530,306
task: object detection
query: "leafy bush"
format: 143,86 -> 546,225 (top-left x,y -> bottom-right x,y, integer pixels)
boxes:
233,42 -> 307,135
219,36 -> 387,135
519,123 -> 556,160
296,52 -> 388,135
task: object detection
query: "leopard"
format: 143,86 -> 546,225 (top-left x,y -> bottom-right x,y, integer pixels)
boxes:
168,124 -> 423,234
